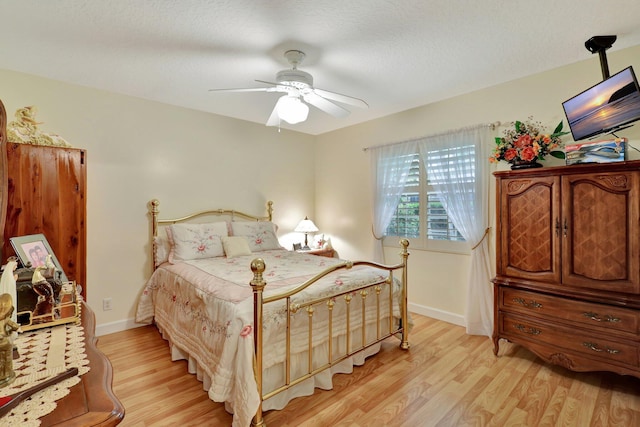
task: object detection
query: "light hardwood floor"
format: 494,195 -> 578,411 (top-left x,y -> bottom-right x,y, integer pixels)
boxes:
97,313 -> 640,426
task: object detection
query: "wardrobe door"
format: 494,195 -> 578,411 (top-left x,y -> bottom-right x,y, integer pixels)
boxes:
562,171 -> 640,294
498,175 -> 561,283
2,143 -> 86,296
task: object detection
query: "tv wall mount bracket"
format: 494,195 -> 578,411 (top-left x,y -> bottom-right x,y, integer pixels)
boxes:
585,35 -> 617,79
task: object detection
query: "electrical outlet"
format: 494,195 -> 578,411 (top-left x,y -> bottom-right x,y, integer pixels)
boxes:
103,298 -> 112,311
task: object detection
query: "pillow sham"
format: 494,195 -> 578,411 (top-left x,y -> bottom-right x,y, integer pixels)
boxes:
168,221 -> 228,263
153,234 -> 171,267
222,236 -> 252,258
230,221 -> 283,252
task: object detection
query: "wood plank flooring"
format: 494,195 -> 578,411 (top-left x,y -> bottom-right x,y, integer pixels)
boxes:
97,314 -> 640,426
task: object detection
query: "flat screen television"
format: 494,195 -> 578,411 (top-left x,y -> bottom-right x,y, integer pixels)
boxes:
562,66 -> 640,141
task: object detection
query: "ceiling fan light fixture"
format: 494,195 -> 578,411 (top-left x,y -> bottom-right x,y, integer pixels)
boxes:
210,49 -> 368,127
277,95 -> 309,124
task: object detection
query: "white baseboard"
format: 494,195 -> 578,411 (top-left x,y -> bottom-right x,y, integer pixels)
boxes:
96,318 -> 146,337
408,302 -> 465,327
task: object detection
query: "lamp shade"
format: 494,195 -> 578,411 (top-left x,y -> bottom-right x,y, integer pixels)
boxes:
294,217 -> 319,233
277,95 -> 309,124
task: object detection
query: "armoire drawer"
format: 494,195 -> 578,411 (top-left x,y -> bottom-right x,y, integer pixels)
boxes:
500,287 -> 640,336
500,313 -> 639,367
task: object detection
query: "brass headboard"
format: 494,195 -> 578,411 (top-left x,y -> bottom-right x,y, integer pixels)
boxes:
148,199 -> 274,271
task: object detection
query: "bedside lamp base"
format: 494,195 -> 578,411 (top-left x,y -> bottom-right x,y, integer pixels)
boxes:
302,233 -> 311,250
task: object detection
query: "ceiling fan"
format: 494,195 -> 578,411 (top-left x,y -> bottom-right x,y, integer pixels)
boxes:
209,50 -> 368,126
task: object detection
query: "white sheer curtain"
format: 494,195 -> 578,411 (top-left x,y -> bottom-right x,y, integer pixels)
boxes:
369,140 -> 418,262
418,126 -> 494,336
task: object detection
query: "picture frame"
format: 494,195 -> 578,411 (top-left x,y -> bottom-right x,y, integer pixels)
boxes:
565,138 -> 627,166
10,233 -> 68,282
292,243 -> 302,251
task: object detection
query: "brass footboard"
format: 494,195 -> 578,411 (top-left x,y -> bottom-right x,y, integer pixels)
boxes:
250,239 -> 410,427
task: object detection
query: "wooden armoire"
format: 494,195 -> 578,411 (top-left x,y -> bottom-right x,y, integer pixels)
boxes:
0,101 -> 86,297
493,161 -> 640,378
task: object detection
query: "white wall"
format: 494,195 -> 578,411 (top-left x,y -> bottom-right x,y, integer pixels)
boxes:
2,44 -> 639,334
315,44 -> 640,326
0,69 -> 316,334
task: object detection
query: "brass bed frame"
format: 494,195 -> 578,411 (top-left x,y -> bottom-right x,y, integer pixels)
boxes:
149,199 -> 410,426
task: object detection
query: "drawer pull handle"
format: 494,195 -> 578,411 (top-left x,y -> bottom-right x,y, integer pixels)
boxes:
582,342 -> 620,354
513,297 -> 542,309
514,324 -> 541,335
582,312 -> 621,323
583,342 -> 620,354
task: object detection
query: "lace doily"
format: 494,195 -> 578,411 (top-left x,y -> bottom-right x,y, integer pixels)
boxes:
0,322 -> 90,426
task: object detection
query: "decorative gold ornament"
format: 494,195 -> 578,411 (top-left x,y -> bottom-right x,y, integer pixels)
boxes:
0,294 -> 20,387
7,106 -> 71,147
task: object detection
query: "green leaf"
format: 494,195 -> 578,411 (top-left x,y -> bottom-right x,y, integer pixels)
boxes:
515,121 -> 522,133
551,121 -> 570,138
550,150 -> 565,159
553,121 -> 564,134
495,137 -> 503,145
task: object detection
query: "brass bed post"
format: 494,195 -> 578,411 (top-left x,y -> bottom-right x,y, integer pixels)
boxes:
150,199 -> 160,274
266,200 -> 273,222
250,258 -> 267,427
399,239 -> 410,350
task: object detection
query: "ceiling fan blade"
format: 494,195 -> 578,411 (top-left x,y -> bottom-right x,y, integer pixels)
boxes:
302,92 -> 350,118
256,80 -> 298,95
255,79 -> 278,86
208,87 -> 271,93
313,88 -> 369,109
265,97 -> 284,127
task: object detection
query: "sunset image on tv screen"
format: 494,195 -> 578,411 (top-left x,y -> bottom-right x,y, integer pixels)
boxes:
563,67 -> 640,141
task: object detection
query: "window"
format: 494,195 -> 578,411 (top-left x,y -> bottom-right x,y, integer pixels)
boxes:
385,153 -> 420,238
427,191 -> 464,241
384,147 -> 472,252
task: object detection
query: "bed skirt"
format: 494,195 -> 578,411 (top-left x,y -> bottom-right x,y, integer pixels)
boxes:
157,324 -> 381,414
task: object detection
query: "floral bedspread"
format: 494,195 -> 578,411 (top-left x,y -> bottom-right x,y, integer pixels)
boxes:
135,249 -> 400,427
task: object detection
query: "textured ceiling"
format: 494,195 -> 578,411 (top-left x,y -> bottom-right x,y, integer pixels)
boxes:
2,0 -> 640,135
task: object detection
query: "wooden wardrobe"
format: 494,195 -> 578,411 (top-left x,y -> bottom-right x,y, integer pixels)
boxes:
493,161 -> 640,378
0,100 -> 87,297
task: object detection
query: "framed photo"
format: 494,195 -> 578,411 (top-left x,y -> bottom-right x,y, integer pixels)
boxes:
565,138 -> 627,166
292,243 -> 302,251
10,234 -> 68,282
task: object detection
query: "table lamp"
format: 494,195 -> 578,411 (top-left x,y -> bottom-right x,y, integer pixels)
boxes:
294,216 -> 319,250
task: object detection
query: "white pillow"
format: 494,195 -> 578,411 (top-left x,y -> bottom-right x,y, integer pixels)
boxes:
231,221 -> 283,252
222,236 -> 252,258
168,222 -> 228,263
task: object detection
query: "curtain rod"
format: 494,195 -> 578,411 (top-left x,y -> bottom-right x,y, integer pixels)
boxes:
362,121 -> 501,152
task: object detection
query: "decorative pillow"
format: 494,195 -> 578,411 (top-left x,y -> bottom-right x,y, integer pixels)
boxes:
222,236 -> 252,258
230,221 -> 283,252
153,234 -> 171,267
168,222 -> 228,263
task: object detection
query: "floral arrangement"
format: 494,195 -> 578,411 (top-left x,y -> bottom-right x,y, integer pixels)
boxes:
490,117 -> 568,165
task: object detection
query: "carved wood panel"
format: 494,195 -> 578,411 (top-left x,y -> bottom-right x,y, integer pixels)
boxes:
499,176 -> 561,283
